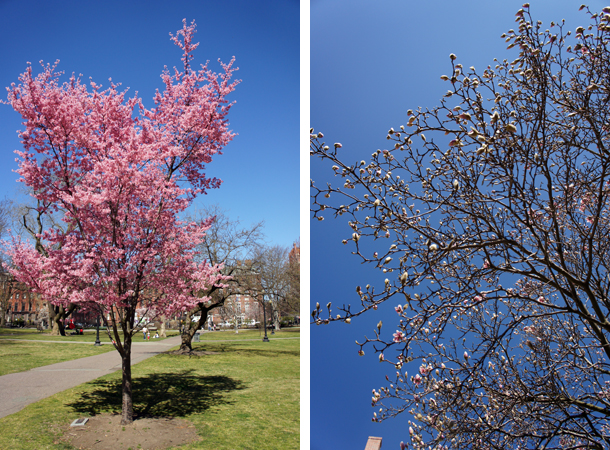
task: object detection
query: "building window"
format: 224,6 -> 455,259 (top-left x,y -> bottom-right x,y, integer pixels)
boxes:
16,293 -> 20,300
29,301 -> 32,312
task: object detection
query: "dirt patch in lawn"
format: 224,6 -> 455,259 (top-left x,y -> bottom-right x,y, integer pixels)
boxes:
61,413 -> 200,450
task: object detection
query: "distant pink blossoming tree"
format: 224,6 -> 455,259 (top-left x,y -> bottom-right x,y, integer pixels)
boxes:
312,5 -> 610,449
4,19 -> 238,425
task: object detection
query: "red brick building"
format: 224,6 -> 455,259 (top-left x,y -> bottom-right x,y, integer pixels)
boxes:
2,279 -> 45,326
207,292 -> 262,328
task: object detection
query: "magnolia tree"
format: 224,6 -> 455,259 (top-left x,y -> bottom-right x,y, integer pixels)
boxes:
312,5 -> 610,449
3,20 -> 237,425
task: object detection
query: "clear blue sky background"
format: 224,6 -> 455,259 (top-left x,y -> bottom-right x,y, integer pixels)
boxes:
310,1 -> 605,449
0,0 -> 299,249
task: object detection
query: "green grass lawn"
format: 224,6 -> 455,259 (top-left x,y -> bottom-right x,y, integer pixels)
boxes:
0,340 -> 115,376
198,327 -> 300,341
0,327 -> 179,343
0,329 -> 300,449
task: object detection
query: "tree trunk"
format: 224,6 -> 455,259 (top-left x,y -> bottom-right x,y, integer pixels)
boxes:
159,315 -> 167,338
48,303 -> 78,336
120,334 -> 133,425
176,307 -> 208,354
178,331 -> 193,353
273,309 -> 280,331
50,313 -> 66,336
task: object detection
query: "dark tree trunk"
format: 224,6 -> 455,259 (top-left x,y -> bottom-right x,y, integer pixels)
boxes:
176,306 -> 208,354
48,303 -> 77,336
120,333 -> 133,425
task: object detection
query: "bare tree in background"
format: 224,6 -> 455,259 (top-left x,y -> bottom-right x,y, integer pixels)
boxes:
312,5 -> 610,449
175,205 -> 264,353
283,239 -> 300,320
13,200 -> 77,335
249,245 -> 290,331
0,198 -> 13,327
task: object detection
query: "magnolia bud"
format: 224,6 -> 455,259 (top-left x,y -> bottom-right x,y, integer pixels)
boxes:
400,271 -> 408,285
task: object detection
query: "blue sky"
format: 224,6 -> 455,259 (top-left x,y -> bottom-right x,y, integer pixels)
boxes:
310,1 -> 606,449
0,0 -> 299,249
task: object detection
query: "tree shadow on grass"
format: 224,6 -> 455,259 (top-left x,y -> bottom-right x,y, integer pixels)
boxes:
67,370 -> 245,419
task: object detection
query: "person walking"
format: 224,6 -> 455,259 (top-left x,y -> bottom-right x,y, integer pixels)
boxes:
142,326 -> 148,340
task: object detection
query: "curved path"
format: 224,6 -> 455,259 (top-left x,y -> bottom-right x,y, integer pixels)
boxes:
0,335 -> 182,419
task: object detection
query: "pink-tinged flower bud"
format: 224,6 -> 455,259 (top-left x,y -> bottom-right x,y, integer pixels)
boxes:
464,351 -> 469,359
449,53 -> 457,60
334,143 -> 342,148
401,442 -> 407,450
379,353 -> 384,362
429,244 -> 438,251
409,427 -> 414,435
395,304 -> 403,314
505,123 -> 517,133
358,349 -> 365,356
317,132 -> 324,138
345,318 -> 351,324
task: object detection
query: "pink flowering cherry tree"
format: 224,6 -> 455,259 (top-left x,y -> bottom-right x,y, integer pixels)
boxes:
4,19 -> 238,425
312,5 -> 610,449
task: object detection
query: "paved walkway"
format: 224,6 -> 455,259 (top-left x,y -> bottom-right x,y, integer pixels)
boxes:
0,335 -> 182,419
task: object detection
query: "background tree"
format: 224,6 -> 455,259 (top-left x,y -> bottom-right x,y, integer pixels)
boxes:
282,239 -> 300,320
175,204 -> 264,353
14,201 -> 78,335
249,245 -> 290,331
0,198 -> 12,327
312,5 -> 610,449
4,20 -> 237,425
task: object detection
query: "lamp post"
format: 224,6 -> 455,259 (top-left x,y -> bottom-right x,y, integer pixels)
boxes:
94,313 -> 101,346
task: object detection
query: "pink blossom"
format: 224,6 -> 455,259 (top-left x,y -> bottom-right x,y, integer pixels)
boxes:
393,330 -> 405,343
413,374 -> 422,385
395,304 -> 403,314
